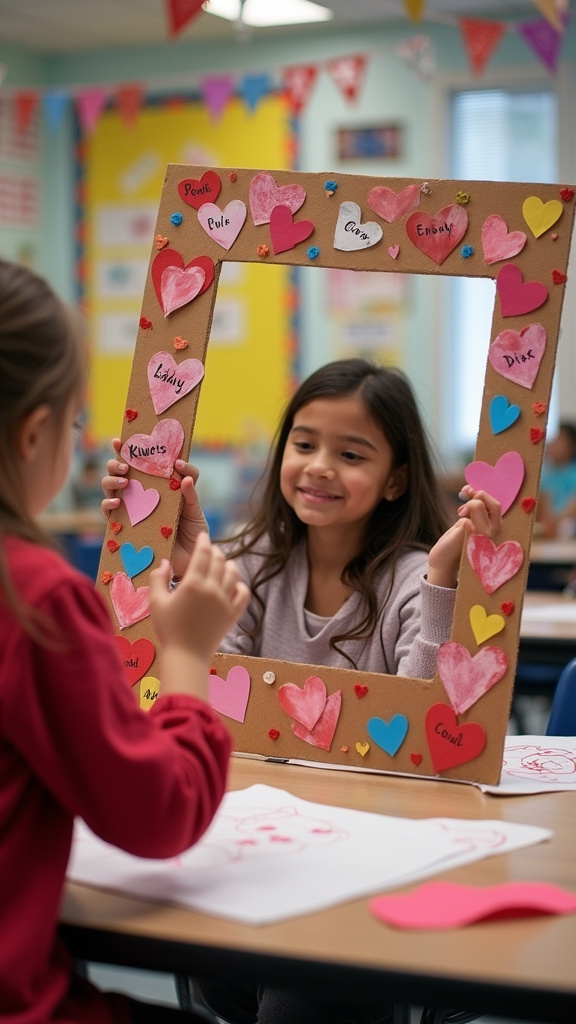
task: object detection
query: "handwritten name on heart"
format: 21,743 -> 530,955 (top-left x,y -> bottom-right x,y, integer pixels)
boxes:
292,691 -> 342,752
278,675 -> 327,731
209,665 -> 251,723
140,676 -> 160,712
367,715 -> 408,757
469,605 -> 505,645
425,703 -> 486,773
467,534 -> 524,594
120,542 -> 154,579
366,184 -> 420,223
438,642 -> 508,716
177,170 -> 221,209
197,200 -> 247,250
333,201 -> 383,251
464,451 -> 525,515
269,204 -> 314,255
481,214 -> 527,265
148,351 -> 204,414
489,395 -> 520,435
249,171 -> 306,226
406,204 -> 468,265
151,249 -> 214,316
496,263 -> 548,317
121,419 -> 184,479
110,573 -> 150,630
522,195 -> 563,238
488,323 -> 546,389
122,478 -> 160,526
116,636 -> 155,686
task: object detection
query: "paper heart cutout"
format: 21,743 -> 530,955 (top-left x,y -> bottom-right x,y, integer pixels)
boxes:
425,703 -> 486,773
522,195 -> 563,238
161,264 -> 205,317
209,665 -> 251,723
481,214 -> 527,265
249,171 -> 306,226
269,204 -> 314,255
467,534 -> 524,594
122,478 -> 160,526
140,676 -> 160,711
120,542 -> 154,579
277,675 -> 326,731
177,170 -> 221,209
333,201 -> 383,251
121,419 -> 185,479
367,715 -> 408,757
109,572 -> 150,630
366,184 -> 420,223
437,642 -> 508,715
410,752 -> 422,766
197,200 -> 247,250
464,451 -> 525,515
469,605 -> 506,645
489,395 -> 520,435
116,636 -> 155,686
388,244 -> 400,259
355,741 -> 370,757
292,691 -> 342,752
496,263 -> 548,317
488,323 -> 546,389
406,204 -> 468,265
147,351 -> 204,414
151,249 -> 214,316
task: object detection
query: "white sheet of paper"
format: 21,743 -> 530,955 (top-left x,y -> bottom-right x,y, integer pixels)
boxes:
476,736 -> 576,795
67,784 -> 551,925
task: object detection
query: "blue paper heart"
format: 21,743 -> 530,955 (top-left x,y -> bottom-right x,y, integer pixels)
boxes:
489,395 -> 521,435
120,542 -> 154,579
367,714 -> 408,756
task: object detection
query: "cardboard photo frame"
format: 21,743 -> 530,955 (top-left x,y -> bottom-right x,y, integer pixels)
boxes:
96,166 -> 575,785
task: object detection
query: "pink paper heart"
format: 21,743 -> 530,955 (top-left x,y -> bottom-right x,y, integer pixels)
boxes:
481,214 -> 527,265
388,245 -> 400,259
147,351 -> 204,414
161,264 -> 205,317
425,703 -> 486,773
406,204 -> 468,265
209,665 -> 251,723
467,535 -> 524,594
122,478 -> 160,526
121,419 -> 185,479
488,323 -> 546,389
497,263 -> 548,317
197,199 -> 247,250
151,251 -> 214,315
465,451 -> 525,515
438,642 -> 508,715
249,171 -> 306,226
269,204 -> 314,255
291,691 -> 342,752
367,184 -> 420,223
278,675 -> 327,731
110,572 -> 150,630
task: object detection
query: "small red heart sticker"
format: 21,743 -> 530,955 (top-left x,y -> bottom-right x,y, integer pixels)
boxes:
501,601 -> 515,616
521,497 -> 536,513
169,478 -> 181,491
530,427 -> 545,444
410,752 -> 423,766
560,187 -> 574,202
354,684 -> 369,698
532,402 -> 547,416
125,409 -> 138,422
268,728 -> 280,741
139,316 -> 153,330
160,526 -> 173,538
552,269 -> 568,284
110,521 -> 123,534
107,540 -> 120,553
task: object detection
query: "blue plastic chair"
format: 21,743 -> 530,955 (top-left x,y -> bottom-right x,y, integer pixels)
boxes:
546,656 -> 576,735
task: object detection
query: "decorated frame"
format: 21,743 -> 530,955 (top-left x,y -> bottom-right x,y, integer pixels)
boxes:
96,165 -> 575,786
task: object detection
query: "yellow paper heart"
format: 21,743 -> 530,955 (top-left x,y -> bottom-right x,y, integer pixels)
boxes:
522,196 -> 563,238
355,741 -> 370,757
140,675 -> 161,711
469,605 -> 505,645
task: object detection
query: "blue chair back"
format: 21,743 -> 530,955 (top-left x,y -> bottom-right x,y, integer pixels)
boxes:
546,656 -> 576,735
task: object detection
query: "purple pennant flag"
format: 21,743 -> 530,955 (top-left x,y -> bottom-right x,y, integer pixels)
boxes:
199,75 -> 234,121
239,73 -> 272,113
517,14 -> 569,74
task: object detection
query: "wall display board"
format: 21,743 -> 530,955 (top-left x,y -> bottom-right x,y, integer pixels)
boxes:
96,165 -> 575,785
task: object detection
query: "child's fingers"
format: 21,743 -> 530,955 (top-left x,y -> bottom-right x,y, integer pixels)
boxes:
149,558 -> 172,603
230,581 -> 250,619
174,458 -> 200,485
101,496 -> 121,519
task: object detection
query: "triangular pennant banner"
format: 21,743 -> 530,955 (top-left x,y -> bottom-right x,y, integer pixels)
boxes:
326,54 -> 367,104
404,0 -> 427,22
76,88 -> 108,134
395,35 -> 436,80
282,65 -> 318,116
518,14 -> 569,73
43,92 -> 69,133
239,73 -> 272,113
531,0 -> 564,32
14,91 -> 40,135
116,83 -> 145,130
199,75 -> 234,122
166,0 -> 205,37
459,19 -> 506,77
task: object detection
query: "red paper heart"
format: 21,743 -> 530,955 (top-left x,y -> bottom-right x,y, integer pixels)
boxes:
552,269 -> 568,284
406,204 -> 468,265
467,535 -> 524,594
488,323 -> 546,390
249,171 -> 306,226
366,184 -> 420,223
125,408 -> 138,421
151,249 -> 214,315
292,691 -> 342,752
501,601 -> 515,616
139,317 -> 153,330
425,703 -> 486,773
560,187 -> 574,202
522,497 -> 536,513
354,684 -> 369,698
496,263 -> 548,317
177,170 -> 221,209
268,728 -> 280,741
277,675 -> 327,731
116,636 -> 155,686
410,752 -> 423,766
437,644 -> 508,716
269,204 -> 314,255
530,427 -> 545,444
160,526 -> 173,538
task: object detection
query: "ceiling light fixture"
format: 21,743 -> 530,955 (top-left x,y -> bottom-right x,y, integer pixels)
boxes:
203,0 -> 334,27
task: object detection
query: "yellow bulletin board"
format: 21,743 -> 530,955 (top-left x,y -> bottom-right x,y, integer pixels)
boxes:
82,95 -> 295,445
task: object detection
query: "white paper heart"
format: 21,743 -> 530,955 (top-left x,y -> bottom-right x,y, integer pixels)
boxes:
333,201 -> 383,251
197,200 -> 247,250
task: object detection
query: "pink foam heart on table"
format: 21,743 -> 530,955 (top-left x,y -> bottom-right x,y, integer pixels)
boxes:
406,204 -> 468,265
464,451 -> 525,515
437,642 -> 508,715
121,419 -> 185,479
269,204 -> 314,255
496,263 -> 548,317
122,478 -> 160,526
488,323 -> 546,389
278,675 -> 327,731
110,572 -> 150,630
151,250 -> 214,315
481,214 -> 527,265
209,665 -> 251,723
177,170 -> 221,209
467,535 -> 524,594
292,691 -> 342,752
425,703 -> 486,773
367,184 -> 420,223
197,199 -> 247,250
147,351 -> 204,414
249,171 -> 306,226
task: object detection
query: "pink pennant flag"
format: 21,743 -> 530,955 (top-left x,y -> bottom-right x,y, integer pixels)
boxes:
199,75 -> 234,122
14,91 -> 40,135
459,19 -> 506,77
76,88 -> 108,134
282,64 -> 318,116
326,55 -> 367,104
116,83 -> 145,130
518,14 -> 569,73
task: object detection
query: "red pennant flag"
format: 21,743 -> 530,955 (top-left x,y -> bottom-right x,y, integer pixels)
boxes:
326,55 -> 367,104
14,91 -> 40,135
459,18 -> 506,77
282,65 -> 318,116
116,84 -> 145,130
166,0 -> 205,37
